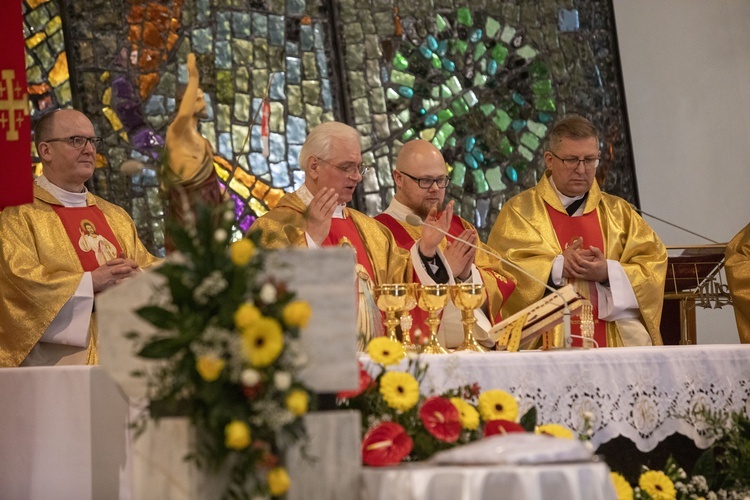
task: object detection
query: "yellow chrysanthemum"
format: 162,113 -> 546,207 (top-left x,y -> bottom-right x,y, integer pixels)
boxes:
477,389 -> 518,422
610,472 -> 634,500
450,397 -> 480,430
241,317 -> 284,367
286,389 -> 310,416
367,337 -> 405,366
535,423 -> 575,440
282,300 -> 312,328
267,466 -> 290,496
234,302 -> 262,330
224,420 -> 251,450
379,371 -> 420,412
195,355 -> 224,382
229,238 -> 255,266
638,470 -> 676,500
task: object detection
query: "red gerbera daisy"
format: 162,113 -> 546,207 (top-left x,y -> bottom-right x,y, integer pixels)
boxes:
337,364 -> 373,399
362,422 -> 413,466
419,396 -> 462,443
484,419 -> 525,437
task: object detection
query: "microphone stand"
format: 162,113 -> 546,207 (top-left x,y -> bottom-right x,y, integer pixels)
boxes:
405,214 -> 573,348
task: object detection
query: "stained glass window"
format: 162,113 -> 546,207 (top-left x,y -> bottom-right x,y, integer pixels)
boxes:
24,0 -> 637,251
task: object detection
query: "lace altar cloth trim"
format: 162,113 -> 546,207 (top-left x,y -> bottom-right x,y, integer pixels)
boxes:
361,345 -> 750,452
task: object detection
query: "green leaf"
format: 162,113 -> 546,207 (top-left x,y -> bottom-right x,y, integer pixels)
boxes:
520,406 -> 537,432
692,447 -> 717,487
138,337 -> 186,358
136,305 -> 179,329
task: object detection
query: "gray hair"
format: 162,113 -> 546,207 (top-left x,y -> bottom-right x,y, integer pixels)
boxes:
298,121 -> 360,171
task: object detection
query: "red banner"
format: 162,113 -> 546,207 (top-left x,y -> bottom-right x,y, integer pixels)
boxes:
0,3 -> 33,209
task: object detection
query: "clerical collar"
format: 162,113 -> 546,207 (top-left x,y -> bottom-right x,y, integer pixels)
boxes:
296,184 -> 347,219
383,198 -> 416,222
549,177 -> 587,210
35,175 -> 89,208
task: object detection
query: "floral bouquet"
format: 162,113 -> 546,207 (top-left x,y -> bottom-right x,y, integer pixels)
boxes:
337,337 -> 577,466
128,202 -> 313,499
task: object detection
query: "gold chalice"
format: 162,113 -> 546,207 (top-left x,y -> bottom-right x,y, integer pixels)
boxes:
398,283 -> 419,352
416,284 -> 450,354
373,284 -> 411,343
450,283 -> 489,352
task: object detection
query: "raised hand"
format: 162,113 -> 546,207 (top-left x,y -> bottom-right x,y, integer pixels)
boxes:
419,200 -> 454,257
306,187 -> 339,245
444,228 -> 477,280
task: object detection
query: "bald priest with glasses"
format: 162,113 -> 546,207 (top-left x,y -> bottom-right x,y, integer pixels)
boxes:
0,109 -> 160,367
487,115 -> 667,348
376,140 -> 516,349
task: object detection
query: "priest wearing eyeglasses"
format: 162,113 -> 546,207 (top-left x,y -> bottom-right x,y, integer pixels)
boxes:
487,115 -> 667,348
375,139 -> 516,349
250,122 -> 448,349
0,109 -> 160,367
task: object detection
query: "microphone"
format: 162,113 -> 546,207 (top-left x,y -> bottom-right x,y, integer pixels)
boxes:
632,206 -> 719,244
404,213 -> 575,348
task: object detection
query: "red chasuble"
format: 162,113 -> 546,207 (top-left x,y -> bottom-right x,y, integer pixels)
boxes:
322,212 -> 376,281
546,205 -> 607,347
51,205 -> 124,272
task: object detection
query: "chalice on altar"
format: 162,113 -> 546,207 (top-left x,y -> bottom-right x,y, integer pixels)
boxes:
373,284 -> 411,343
416,284 -> 450,354
398,283 -> 419,352
450,283 -> 488,352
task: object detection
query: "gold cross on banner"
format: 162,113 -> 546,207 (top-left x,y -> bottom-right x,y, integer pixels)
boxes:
0,69 -> 30,142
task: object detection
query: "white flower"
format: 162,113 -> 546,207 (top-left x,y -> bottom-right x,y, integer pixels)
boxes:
260,283 -> 277,304
214,228 -> 228,242
274,371 -> 292,391
406,351 -> 419,361
241,368 -> 261,387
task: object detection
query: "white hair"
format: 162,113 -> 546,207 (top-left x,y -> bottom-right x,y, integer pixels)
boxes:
298,121 -> 361,172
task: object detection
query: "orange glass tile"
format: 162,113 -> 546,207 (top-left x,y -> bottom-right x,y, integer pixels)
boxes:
129,25 -> 142,44
167,32 -> 179,51
251,181 -> 270,200
142,21 -> 163,49
95,153 -> 108,168
26,0 -> 50,8
48,52 -> 69,88
126,5 -> 144,24
27,82 -> 51,95
263,188 -> 285,209
138,73 -> 159,99
145,3 -> 171,31
138,49 -> 160,71
33,162 -> 44,177
25,33 -> 47,49
213,156 -> 233,173
301,16 -> 311,25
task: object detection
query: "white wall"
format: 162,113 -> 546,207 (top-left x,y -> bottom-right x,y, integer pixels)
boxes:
613,0 -> 750,344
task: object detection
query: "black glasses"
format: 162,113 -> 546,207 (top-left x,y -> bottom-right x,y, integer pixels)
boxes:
43,136 -> 103,151
316,157 -> 370,177
400,171 -> 450,189
549,150 -> 600,170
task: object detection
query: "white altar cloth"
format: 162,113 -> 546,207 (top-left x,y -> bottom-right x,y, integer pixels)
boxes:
361,462 -> 615,500
362,345 -> 750,451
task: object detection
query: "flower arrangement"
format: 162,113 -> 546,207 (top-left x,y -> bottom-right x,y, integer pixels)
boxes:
609,410 -> 750,500
337,337 -> 577,465
128,202 -> 313,499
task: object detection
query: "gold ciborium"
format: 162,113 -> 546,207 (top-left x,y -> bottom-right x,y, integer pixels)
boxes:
373,284 -> 411,343
450,283 -> 489,352
416,284 -> 450,354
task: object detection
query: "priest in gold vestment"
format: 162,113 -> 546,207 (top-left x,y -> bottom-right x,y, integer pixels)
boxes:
487,115 -> 667,348
726,222 -> 750,343
250,122 -> 450,347
0,110 -> 160,367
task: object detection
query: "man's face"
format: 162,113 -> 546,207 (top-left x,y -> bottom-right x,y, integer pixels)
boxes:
313,135 -> 363,203
84,223 -> 95,235
544,136 -> 599,198
394,150 -> 447,219
40,110 -> 97,191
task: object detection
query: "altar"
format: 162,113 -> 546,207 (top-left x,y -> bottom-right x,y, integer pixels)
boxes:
362,344 -> 750,452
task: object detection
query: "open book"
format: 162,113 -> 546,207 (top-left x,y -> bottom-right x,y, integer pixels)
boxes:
489,284 -> 584,348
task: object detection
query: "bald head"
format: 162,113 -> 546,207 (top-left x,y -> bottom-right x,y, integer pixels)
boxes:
393,140 -> 449,219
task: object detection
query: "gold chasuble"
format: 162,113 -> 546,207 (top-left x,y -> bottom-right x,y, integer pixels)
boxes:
726,222 -> 750,343
250,192 -> 412,347
0,185 -> 160,367
487,173 -> 667,347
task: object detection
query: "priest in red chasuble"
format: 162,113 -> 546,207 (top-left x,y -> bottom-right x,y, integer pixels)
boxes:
375,140 -> 516,349
249,122 -> 448,349
487,115 -> 667,348
0,109 -> 160,367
